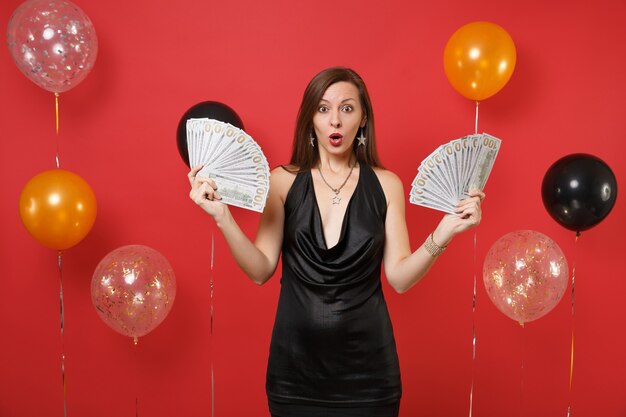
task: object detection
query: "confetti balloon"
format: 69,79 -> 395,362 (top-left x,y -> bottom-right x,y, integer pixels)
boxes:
483,230 -> 568,325
92,245 -> 176,341
7,0 -> 98,93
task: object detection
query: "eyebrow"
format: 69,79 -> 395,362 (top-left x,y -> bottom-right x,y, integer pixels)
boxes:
319,98 -> 357,103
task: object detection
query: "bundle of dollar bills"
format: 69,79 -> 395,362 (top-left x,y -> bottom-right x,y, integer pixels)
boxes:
409,133 -> 501,214
187,118 -> 270,213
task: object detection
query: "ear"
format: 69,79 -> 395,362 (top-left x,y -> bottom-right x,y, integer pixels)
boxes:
360,116 -> 367,128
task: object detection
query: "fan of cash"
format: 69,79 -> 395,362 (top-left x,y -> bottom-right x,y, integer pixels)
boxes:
409,133 -> 501,214
186,118 -> 270,213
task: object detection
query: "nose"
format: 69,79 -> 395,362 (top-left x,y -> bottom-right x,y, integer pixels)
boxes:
330,110 -> 342,128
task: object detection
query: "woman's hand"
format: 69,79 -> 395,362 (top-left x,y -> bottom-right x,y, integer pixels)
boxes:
433,189 -> 485,247
188,165 -> 229,221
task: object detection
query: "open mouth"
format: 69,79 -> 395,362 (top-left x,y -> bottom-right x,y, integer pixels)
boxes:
329,133 -> 343,146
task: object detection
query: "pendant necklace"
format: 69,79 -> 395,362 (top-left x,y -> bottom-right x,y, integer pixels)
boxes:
318,160 -> 357,205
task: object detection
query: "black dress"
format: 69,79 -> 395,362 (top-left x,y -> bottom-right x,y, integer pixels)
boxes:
267,163 -> 401,417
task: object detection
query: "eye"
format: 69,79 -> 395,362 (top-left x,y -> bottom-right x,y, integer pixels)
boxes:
341,105 -> 353,112
318,105 -> 329,113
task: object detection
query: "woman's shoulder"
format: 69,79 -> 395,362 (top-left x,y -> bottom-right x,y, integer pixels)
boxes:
371,166 -> 402,188
270,164 -> 302,182
270,164 -> 301,200
271,164 -> 299,175
371,166 -> 404,203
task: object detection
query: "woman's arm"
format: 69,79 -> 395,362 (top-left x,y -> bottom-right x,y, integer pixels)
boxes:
377,169 -> 484,294
188,166 -> 293,285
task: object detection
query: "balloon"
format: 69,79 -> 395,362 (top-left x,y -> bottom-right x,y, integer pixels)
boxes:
19,169 -> 97,250
6,0 -> 98,93
176,101 -> 244,166
483,230 -> 568,325
542,154 -> 617,232
443,21 -> 516,101
91,245 -> 176,340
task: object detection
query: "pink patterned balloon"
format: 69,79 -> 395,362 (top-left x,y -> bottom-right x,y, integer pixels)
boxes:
483,230 -> 568,325
6,0 -> 98,93
92,245 -> 176,340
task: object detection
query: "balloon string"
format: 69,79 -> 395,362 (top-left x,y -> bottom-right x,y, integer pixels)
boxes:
55,93 -> 60,135
567,232 -> 580,416
474,101 -> 480,135
468,230 -> 477,417
134,337 -> 139,417
58,251 -> 67,417
210,231 -> 215,417
519,323 -> 526,416
55,93 -> 60,169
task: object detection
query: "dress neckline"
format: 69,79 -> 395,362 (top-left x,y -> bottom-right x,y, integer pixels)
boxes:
310,162 -> 362,250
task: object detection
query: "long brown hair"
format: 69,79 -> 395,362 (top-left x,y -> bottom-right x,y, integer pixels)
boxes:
289,67 -> 382,171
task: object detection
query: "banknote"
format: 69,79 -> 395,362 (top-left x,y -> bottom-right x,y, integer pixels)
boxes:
186,118 -> 270,213
463,133 -> 500,195
410,133 -> 501,214
206,174 -> 268,213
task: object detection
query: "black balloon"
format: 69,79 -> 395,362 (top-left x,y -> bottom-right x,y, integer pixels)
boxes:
541,153 -> 617,232
176,101 -> 244,166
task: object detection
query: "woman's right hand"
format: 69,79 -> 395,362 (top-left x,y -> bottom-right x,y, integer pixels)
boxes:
188,165 -> 229,221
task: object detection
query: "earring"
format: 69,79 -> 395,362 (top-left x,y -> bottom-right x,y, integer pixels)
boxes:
357,127 -> 366,146
310,129 -> 316,147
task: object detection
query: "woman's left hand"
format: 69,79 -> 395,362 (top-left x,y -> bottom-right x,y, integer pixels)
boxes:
433,190 -> 485,246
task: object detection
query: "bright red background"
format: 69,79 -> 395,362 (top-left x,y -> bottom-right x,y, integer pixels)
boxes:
1,1 -> 624,416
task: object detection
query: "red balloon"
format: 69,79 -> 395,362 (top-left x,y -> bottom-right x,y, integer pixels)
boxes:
18,169 -> 97,250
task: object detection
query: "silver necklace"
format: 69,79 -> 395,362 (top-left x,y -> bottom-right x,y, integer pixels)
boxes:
317,161 -> 357,205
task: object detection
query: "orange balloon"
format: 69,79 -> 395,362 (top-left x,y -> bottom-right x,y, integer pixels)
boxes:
444,21 -> 516,101
19,169 -> 97,250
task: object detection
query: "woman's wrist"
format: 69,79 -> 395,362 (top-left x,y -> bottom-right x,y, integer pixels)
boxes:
423,232 -> 447,257
432,227 -> 453,248
213,204 -> 232,229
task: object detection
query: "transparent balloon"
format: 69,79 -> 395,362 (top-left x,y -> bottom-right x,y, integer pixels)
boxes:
92,245 -> 176,340
483,230 -> 568,325
6,0 -> 98,93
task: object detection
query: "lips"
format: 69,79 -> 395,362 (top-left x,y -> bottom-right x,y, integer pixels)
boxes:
329,133 -> 343,146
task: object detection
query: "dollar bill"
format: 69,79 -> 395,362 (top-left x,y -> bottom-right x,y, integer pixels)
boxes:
208,175 -> 268,213
410,133 -> 501,215
463,133 -> 500,194
186,118 -> 271,212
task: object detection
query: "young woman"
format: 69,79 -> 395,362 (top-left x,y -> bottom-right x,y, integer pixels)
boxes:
188,67 -> 484,417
